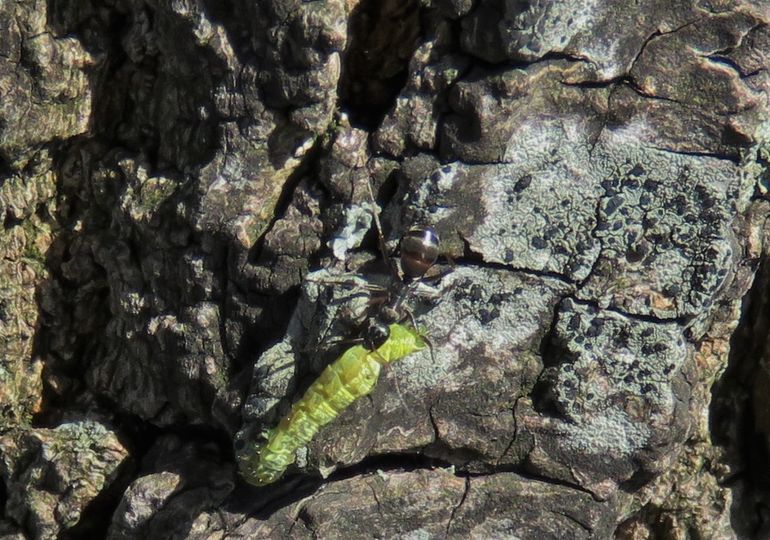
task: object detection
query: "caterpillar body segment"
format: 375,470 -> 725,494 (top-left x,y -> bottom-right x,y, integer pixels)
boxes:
240,323 -> 426,486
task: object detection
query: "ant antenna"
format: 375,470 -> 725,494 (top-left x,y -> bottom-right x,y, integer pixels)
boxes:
365,179 -> 402,282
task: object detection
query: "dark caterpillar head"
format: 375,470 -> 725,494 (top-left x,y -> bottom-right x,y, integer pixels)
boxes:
400,226 -> 440,280
364,319 -> 390,350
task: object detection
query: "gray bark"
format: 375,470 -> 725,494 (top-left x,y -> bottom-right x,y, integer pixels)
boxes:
0,0 -> 769,538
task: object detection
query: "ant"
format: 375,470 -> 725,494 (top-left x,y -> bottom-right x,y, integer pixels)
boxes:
360,224 -> 441,350
310,182 -> 446,356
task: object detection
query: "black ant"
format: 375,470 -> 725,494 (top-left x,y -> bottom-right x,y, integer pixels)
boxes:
309,182 -> 446,355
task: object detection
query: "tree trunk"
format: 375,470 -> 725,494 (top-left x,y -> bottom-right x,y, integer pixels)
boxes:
0,0 -> 769,538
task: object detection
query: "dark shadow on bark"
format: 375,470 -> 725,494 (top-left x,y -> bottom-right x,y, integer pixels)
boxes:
711,256 -> 769,538
339,0 -> 422,129
24,1 -> 244,536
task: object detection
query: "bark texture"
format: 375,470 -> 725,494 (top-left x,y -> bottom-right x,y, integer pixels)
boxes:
0,0 -> 769,538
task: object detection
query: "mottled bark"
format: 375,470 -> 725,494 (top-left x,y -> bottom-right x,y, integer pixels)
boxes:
0,0 -> 769,538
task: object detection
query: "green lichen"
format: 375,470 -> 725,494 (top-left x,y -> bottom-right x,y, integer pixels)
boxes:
137,177 -> 178,215
747,118 -> 770,198
0,170 -> 55,432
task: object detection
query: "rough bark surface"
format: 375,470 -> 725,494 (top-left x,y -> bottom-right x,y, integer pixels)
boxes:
0,0 -> 769,538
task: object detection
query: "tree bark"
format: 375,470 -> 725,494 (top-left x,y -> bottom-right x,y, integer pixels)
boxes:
0,0 -> 769,538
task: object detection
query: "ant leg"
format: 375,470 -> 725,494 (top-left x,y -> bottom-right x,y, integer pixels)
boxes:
300,336 -> 365,355
402,306 -> 420,331
421,265 -> 454,286
365,179 -> 401,282
401,307 -> 436,363
305,275 -> 388,294
414,266 -> 458,303
412,282 -> 441,300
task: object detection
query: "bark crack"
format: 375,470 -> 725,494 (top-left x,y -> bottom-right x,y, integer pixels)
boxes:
445,475 -> 470,538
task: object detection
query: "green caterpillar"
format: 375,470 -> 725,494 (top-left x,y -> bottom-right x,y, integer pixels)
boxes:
239,323 -> 426,486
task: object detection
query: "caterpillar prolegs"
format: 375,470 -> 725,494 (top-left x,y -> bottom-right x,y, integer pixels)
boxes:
239,323 -> 427,486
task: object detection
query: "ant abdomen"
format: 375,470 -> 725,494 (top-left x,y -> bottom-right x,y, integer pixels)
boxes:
400,226 -> 440,280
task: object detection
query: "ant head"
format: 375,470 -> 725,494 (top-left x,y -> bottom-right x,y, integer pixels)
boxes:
364,319 -> 391,350
400,226 -> 440,280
